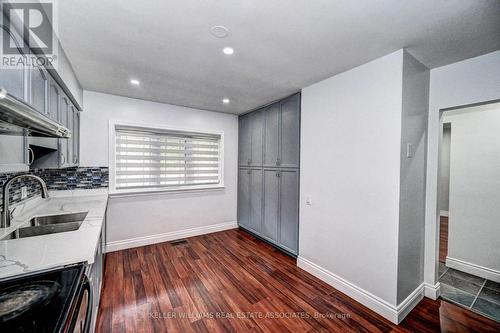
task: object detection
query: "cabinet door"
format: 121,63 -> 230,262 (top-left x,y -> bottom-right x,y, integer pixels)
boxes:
250,110 -> 264,166
0,27 -> 29,172
30,66 -> 48,114
0,27 -> 26,101
280,94 -> 300,168
47,77 -> 60,121
279,170 -> 299,254
67,104 -> 75,166
264,103 -> 280,167
262,169 -> 280,242
238,168 -> 251,228
73,110 -> 80,165
59,95 -> 70,167
238,114 -> 252,166
0,135 -> 28,172
249,168 -> 263,233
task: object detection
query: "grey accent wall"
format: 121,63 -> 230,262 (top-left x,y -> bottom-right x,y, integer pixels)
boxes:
396,51 -> 430,304
438,125 -> 451,212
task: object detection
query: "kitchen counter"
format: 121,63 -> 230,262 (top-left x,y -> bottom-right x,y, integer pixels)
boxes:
0,189 -> 108,280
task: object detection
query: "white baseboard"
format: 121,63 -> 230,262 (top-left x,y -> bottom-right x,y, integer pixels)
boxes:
424,282 -> 441,300
297,257 -> 424,324
440,210 -> 449,217
446,256 -> 500,283
397,285 -> 425,323
106,221 -> 237,252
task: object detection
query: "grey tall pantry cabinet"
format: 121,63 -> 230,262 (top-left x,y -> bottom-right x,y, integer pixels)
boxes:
238,93 -> 300,255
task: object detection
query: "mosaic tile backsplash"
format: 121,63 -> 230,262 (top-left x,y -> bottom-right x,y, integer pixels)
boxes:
0,167 -> 108,211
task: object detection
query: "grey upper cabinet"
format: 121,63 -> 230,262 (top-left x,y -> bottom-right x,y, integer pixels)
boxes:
264,93 -> 300,168
47,76 -> 61,121
30,66 -> 48,115
262,169 -> 280,242
29,86 -> 81,169
59,94 -> 70,167
0,26 -> 27,102
264,103 -> 280,167
250,110 -> 264,166
238,114 -> 251,166
278,169 -> 299,254
66,102 -> 80,167
1,24 -> 81,171
239,110 -> 264,166
0,26 -> 29,172
280,94 -> 300,168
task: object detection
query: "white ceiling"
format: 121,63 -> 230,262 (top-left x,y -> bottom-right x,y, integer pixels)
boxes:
57,0 -> 500,114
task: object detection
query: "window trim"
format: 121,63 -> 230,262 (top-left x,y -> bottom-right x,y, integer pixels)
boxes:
108,120 -> 225,195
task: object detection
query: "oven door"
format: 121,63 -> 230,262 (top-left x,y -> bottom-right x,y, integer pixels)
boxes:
69,275 -> 93,333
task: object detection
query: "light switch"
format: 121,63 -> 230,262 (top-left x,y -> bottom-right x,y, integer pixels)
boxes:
306,196 -> 312,206
406,143 -> 414,158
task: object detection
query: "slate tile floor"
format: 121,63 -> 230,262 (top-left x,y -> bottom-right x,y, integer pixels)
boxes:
439,262 -> 500,322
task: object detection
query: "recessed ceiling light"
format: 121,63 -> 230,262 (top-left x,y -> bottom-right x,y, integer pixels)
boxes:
210,25 -> 229,38
222,98 -> 230,104
130,79 -> 140,85
222,47 -> 234,55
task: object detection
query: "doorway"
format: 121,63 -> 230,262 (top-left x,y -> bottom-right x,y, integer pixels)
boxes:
437,102 -> 500,322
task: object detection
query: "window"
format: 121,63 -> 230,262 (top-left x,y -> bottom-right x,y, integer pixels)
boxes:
112,124 -> 222,193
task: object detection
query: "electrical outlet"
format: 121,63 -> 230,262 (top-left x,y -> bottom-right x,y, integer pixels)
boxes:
21,186 -> 27,200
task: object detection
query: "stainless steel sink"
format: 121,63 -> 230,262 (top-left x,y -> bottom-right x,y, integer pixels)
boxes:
2,212 -> 88,240
29,212 -> 88,227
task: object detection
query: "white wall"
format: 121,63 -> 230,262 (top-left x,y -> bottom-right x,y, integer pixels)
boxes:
81,91 -> 238,250
424,50 -> 500,288
438,126 -> 451,213
444,104 -> 500,282
299,50 -> 404,307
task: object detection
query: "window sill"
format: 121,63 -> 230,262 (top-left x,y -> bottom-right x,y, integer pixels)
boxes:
108,185 -> 225,198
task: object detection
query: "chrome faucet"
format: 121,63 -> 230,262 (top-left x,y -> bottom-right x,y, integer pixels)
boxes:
1,174 -> 49,228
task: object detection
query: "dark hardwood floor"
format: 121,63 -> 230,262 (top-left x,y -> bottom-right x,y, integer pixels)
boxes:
440,216 -> 449,263
96,229 -> 500,332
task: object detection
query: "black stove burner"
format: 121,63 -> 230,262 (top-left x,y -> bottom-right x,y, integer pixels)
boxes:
0,265 -> 84,333
0,280 -> 61,322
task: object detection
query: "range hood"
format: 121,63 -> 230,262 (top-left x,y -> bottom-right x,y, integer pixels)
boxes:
0,89 -> 71,138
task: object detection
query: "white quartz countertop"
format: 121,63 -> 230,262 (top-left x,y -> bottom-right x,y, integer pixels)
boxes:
0,189 -> 108,280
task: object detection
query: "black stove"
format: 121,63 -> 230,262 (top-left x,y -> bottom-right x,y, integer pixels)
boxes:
0,264 -> 86,333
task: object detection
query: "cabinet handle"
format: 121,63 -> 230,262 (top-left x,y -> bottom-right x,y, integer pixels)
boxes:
73,155 -> 78,164
247,158 -> 251,165
276,172 -> 281,178
27,147 -> 34,165
61,154 -> 65,165
276,158 -> 281,166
